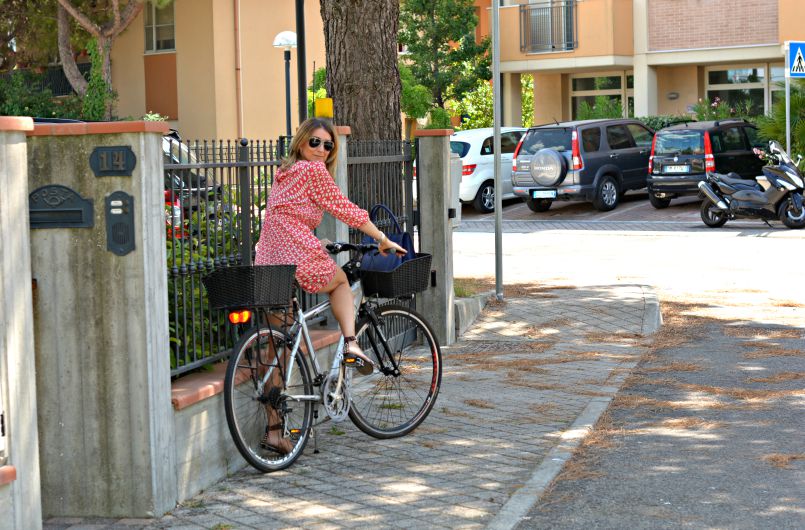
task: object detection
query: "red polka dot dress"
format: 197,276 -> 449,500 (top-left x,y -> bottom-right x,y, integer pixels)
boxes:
255,160 -> 369,293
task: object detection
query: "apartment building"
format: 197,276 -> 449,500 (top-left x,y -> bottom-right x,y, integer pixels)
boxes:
110,1 -> 802,141
111,0 -> 326,141
495,0 -> 803,125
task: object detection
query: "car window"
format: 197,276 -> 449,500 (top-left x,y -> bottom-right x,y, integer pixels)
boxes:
606,125 -> 634,150
743,126 -> 762,148
654,130 -> 703,155
580,127 -> 601,153
450,141 -> 470,158
626,124 -> 653,148
480,137 -> 494,155
500,132 -> 520,154
718,127 -> 747,152
520,128 -> 572,155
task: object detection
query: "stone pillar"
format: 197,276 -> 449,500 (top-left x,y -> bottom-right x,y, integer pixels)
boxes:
318,126 -> 351,266
414,129 -> 455,346
0,117 -> 42,530
502,73 -> 523,127
26,121 -> 176,517
632,0 -> 658,117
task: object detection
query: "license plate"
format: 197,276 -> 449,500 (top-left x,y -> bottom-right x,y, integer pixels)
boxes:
532,190 -> 557,199
664,165 -> 690,173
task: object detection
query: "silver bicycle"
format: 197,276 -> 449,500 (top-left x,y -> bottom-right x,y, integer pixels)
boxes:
209,242 -> 442,472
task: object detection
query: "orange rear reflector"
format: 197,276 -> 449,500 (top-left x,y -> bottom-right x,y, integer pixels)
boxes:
228,310 -> 252,324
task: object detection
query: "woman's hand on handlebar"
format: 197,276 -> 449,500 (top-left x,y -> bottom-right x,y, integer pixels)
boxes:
379,238 -> 406,257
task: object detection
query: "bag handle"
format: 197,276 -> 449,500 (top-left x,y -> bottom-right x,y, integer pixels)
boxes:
369,203 -> 403,234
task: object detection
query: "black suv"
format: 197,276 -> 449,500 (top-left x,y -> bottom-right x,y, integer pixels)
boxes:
511,118 -> 654,212
647,119 -> 765,208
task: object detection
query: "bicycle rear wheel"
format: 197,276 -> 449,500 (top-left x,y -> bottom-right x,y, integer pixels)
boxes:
224,326 -> 314,472
348,304 -> 442,438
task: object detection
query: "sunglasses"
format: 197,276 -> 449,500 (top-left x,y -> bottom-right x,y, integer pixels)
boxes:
308,136 -> 334,152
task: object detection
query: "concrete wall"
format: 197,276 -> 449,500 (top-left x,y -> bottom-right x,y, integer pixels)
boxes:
657,65 -> 700,116
27,122 -> 176,518
0,117 -> 42,530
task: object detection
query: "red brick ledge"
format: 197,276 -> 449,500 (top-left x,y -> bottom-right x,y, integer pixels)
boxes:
415,128 -> 454,137
171,329 -> 341,411
0,465 -> 17,486
28,120 -> 170,137
0,116 -> 34,132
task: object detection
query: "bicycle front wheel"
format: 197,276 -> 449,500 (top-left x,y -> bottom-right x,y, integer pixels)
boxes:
224,326 -> 314,472
348,304 -> 442,438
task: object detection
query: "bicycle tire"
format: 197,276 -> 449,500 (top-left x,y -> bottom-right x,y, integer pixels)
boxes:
348,304 -> 442,439
223,326 -> 314,472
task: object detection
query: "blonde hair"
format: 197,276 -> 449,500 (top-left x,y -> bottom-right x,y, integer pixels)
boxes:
280,118 -> 339,175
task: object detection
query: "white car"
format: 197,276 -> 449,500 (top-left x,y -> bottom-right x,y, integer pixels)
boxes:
450,127 -> 527,213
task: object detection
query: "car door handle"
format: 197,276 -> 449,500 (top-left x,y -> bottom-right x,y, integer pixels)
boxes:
609,153 -> 619,158
639,150 -> 648,155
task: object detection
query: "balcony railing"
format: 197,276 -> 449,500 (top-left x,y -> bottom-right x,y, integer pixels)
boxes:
520,1 -> 577,54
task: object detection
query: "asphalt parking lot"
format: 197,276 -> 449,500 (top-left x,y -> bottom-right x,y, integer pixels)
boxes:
462,192 -> 702,224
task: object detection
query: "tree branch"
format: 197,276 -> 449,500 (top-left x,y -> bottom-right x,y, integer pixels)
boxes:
56,0 -> 101,37
56,3 -> 88,96
112,1 -> 146,39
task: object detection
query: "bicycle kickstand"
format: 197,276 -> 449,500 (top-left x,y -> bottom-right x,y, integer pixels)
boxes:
311,423 -> 319,454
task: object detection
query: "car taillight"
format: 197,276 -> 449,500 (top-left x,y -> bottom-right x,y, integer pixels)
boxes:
648,134 -> 657,174
413,166 -> 416,178
571,130 -> 583,170
704,131 -> 715,172
512,137 -> 524,171
462,164 -> 477,176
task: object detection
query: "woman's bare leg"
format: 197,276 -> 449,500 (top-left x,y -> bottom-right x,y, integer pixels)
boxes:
318,268 -> 355,336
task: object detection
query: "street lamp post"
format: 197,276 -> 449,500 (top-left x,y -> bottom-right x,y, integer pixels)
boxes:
273,31 -> 297,138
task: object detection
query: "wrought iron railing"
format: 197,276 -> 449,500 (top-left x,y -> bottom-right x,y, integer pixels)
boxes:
166,137 -> 417,377
519,1 -> 577,54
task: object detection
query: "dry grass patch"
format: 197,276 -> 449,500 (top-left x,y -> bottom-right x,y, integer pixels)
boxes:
725,326 -> 803,339
639,362 -> 703,373
584,331 -> 642,343
673,382 -> 805,401
761,453 -> 805,469
772,300 -> 804,308
529,403 -> 557,415
440,406 -> 473,418
747,372 -> 805,383
650,417 -> 724,430
743,345 -> 804,359
464,399 -> 494,409
419,440 -> 438,449
612,395 -> 687,410
504,373 -> 565,391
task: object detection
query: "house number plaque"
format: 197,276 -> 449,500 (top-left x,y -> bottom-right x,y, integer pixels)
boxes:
89,145 -> 137,177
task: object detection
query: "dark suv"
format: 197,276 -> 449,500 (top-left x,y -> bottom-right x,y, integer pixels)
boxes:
647,119 -> 765,208
511,118 -> 654,212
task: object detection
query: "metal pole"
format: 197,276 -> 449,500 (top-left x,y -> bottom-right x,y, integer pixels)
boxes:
284,49 -> 292,137
238,138 -> 252,266
785,42 -> 791,155
492,1 -> 503,300
295,0 -> 307,122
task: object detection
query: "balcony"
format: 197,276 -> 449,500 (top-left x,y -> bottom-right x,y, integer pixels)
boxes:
519,1 -> 577,54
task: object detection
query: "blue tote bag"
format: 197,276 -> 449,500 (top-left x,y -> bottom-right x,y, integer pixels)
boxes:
360,204 -> 415,272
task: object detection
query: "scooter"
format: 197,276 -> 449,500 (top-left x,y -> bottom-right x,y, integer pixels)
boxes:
697,140 -> 805,229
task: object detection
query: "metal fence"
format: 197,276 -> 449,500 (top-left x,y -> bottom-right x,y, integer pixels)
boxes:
166,136 -> 417,377
519,1 -> 577,54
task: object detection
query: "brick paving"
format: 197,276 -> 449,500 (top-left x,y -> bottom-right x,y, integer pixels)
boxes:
45,285 -> 657,529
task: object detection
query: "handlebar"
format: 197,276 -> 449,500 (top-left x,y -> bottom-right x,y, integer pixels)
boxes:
325,241 -> 407,256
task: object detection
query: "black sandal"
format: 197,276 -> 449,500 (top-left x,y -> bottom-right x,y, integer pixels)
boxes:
343,336 -> 374,375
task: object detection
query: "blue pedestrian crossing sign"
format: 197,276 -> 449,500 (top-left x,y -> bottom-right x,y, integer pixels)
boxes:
788,41 -> 805,78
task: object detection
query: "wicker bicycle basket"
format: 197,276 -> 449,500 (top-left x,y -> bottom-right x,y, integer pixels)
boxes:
360,253 -> 432,299
202,265 -> 297,310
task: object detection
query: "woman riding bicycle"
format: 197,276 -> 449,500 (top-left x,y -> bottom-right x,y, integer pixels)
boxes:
255,117 -> 405,410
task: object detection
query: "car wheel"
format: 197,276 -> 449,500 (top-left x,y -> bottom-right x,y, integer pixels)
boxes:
473,181 -> 495,213
649,194 -> 672,209
778,197 -> 805,229
700,200 -> 728,228
525,198 -> 552,212
592,176 -> 619,212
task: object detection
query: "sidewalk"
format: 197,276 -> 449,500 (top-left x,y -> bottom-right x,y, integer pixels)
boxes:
45,284 -> 660,530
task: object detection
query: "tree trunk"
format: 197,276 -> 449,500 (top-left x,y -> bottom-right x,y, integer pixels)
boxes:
57,3 -> 88,96
320,0 -> 401,140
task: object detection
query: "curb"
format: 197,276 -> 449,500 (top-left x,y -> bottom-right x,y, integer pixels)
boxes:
454,290 -> 495,336
641,286 -> 663,336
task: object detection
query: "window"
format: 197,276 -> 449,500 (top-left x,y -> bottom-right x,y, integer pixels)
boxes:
744,126 -> 762,149
626,124 -> 653,148
500,132 -> 522,154
606,125 -> 633,150
450,141 -> 470,158
570,72 -> 633,119
145,1 -> 175,52
706,64 -> 784,116
716,127 -> 747,152
580,127 -> 601,153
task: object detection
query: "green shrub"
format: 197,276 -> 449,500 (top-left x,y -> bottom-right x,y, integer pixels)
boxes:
0,70 -> 82,118
636,114 -> 695,131
426,106 -> 452,129
576,96 -> 623,120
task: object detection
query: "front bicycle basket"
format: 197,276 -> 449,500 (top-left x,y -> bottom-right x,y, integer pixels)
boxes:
360,253 -> 432,298
202,265 -> 296,310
